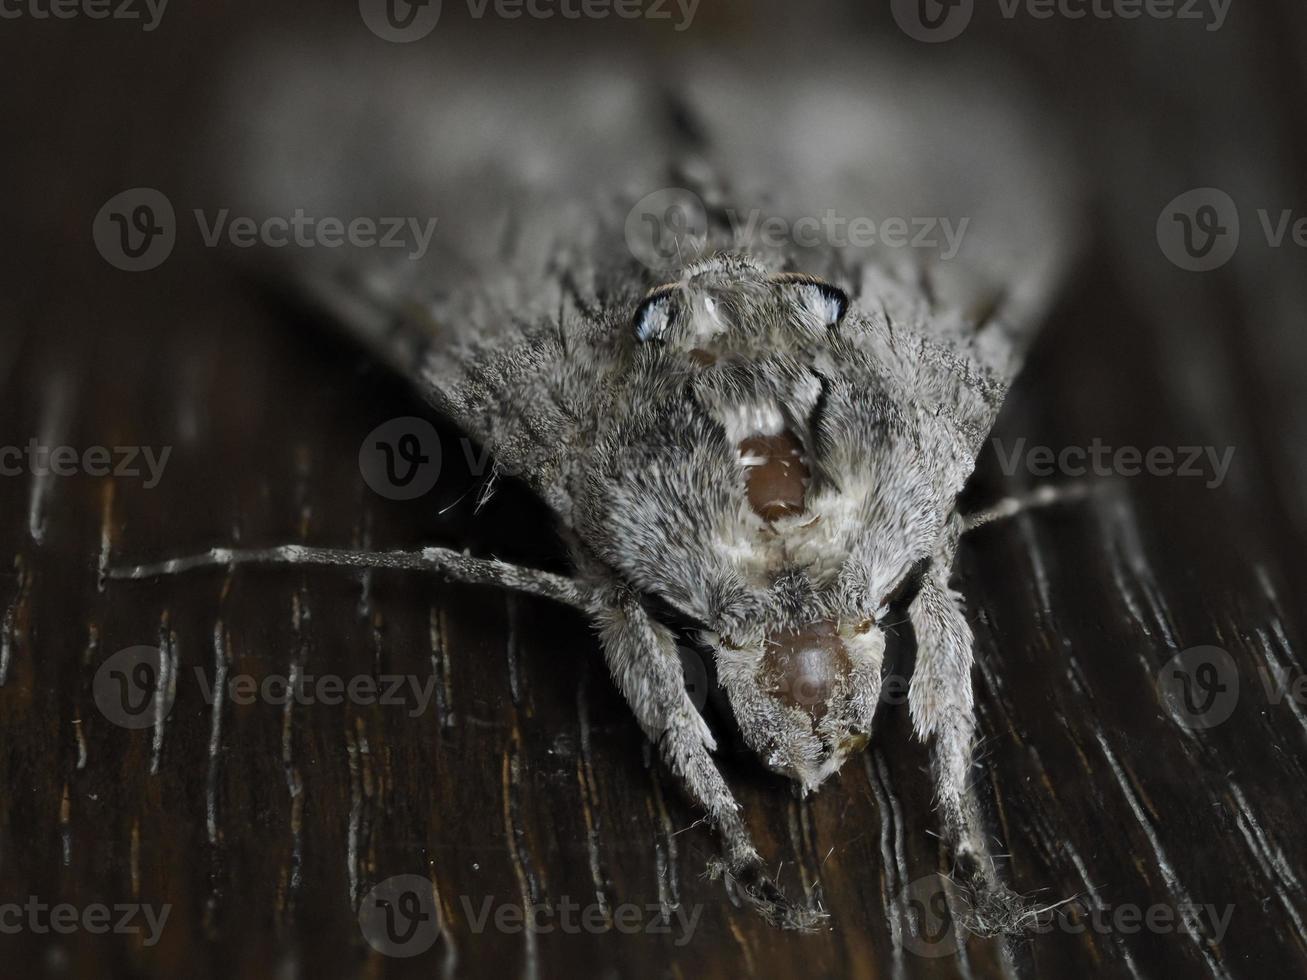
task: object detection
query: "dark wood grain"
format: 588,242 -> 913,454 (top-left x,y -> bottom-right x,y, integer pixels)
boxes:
2,2 -> 1307,977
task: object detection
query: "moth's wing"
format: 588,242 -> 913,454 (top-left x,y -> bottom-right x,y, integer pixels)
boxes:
222,44 -> 1078,495
220,50 -> 680,504
678,53 -> 1083,463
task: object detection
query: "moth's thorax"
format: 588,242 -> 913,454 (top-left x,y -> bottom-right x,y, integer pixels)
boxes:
570,257 -> 984,793
583,285 -> 947,640
704,390 -> 850,589
691,360 -> 937,614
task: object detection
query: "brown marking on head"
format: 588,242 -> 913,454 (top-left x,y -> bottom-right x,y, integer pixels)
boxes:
762,620 -> 851,722
738,430 -> 809,521
688,348 -> 718,367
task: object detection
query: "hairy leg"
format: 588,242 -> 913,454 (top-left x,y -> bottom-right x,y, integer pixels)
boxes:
908,562 -> 1034,935
109,542 -> 820,926
908,573 -> 981,852
589,582 -> 823,930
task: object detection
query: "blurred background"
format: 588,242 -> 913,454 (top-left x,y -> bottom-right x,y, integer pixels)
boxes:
2,1 -> 1306,977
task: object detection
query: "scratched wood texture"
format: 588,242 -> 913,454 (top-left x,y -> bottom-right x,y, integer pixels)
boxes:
3,2 -> 1307,978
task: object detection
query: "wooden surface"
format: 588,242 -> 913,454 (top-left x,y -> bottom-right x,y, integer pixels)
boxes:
3,3 -> 1307,977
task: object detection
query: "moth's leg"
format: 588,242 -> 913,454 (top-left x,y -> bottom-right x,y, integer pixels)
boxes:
589,584 -> 823,930
105,545 -> 586,611
961,481 -> 1096,533
907,572 -> 982,853
908,564 -> 1034,935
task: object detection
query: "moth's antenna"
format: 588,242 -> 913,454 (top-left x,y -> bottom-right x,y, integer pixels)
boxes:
104,544 -> 590,612
961,482 -> 1102,533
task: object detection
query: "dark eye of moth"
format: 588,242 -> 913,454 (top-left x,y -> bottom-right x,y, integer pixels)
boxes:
632,284 -> 677,342
771,272 -> 850,327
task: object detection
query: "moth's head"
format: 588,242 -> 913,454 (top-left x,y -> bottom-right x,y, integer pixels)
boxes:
709,613 -> 885,793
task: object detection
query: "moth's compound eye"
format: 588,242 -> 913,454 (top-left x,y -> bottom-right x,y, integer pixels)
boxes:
632,285 -> 677,342
772,272 -> 849,328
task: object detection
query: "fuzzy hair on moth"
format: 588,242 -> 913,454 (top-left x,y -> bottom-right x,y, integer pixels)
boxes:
108,47 -> 1084,932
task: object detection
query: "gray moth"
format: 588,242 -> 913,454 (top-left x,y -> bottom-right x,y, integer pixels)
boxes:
114,44 -> 1081,931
